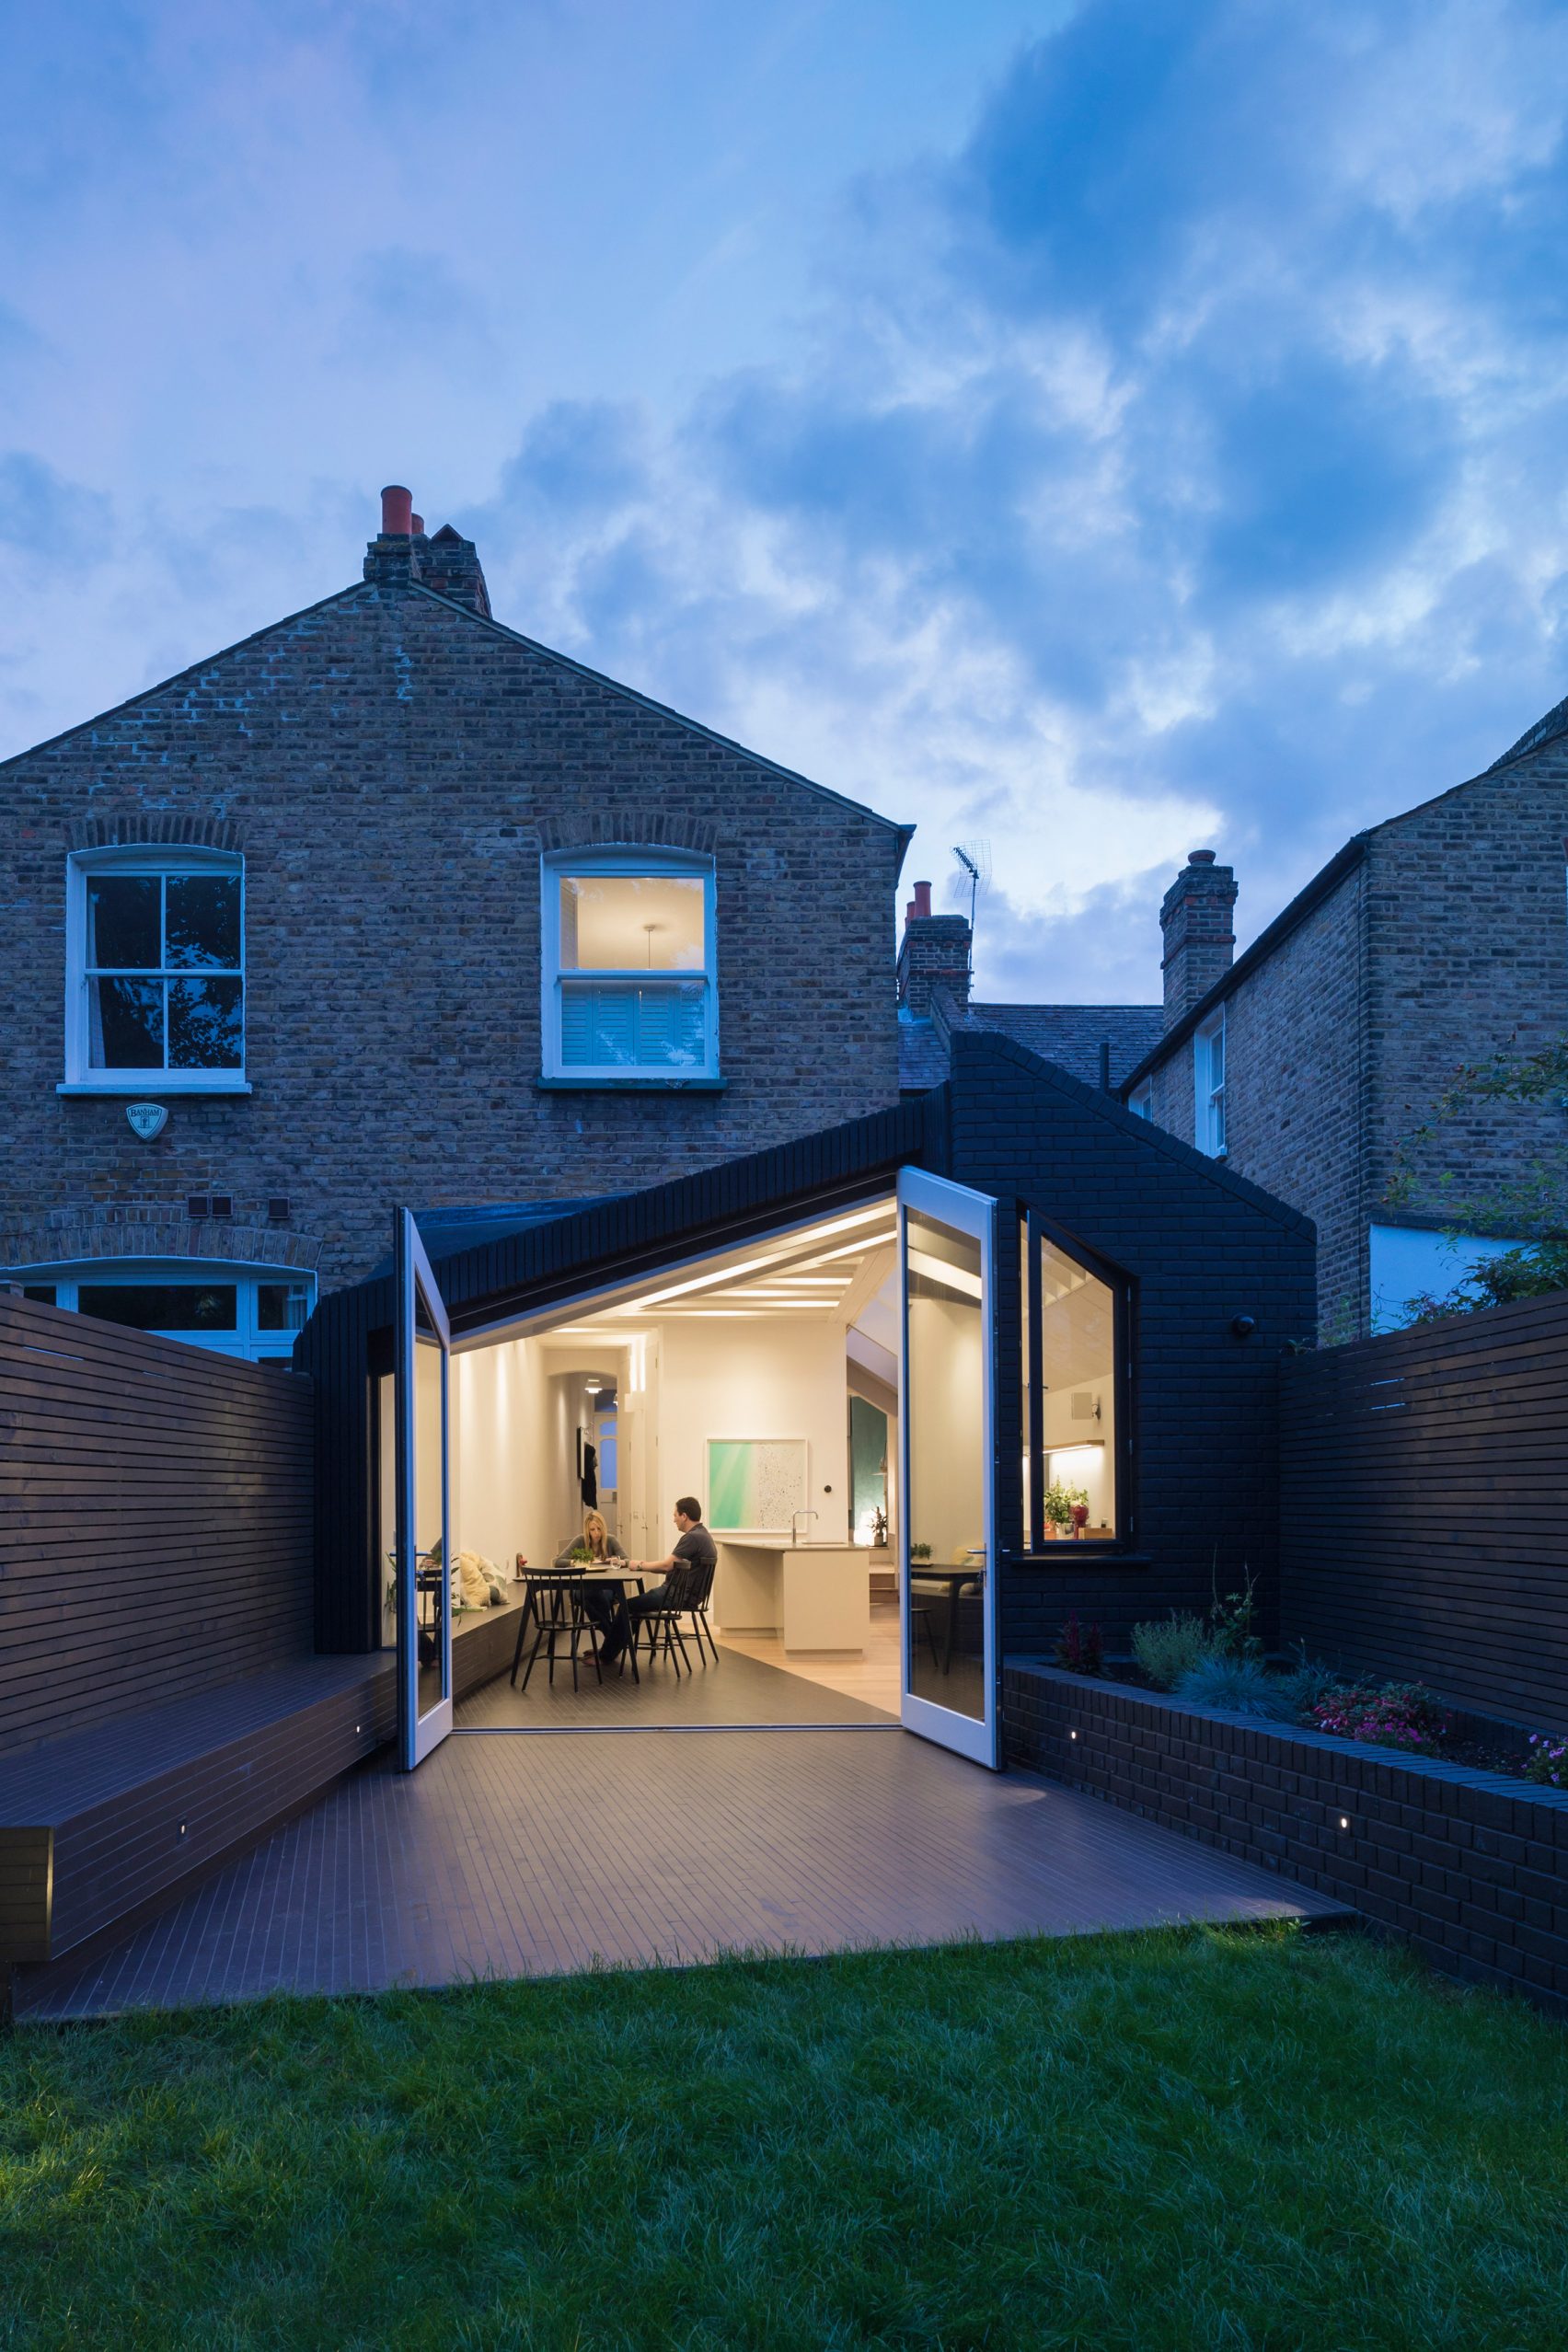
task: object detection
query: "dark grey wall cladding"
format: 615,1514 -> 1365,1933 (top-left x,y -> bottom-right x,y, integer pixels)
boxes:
1006,1662 -> 1568,2013
0,1290 -> 314,1756
941,1032 -> 1317,1656
1280,1292 -> 1568,1735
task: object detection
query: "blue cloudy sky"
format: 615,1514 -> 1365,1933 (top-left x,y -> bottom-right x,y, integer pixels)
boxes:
6,0 -> 1568,1000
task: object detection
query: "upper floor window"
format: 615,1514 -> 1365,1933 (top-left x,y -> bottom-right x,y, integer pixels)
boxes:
541,851 -> 718,1080
1127,1080 -> 1153,1119
1194,1008 -> 1227,1156
64,850 -> 245,1090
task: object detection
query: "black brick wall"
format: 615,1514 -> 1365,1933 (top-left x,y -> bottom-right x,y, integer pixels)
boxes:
941,1032 -> 1317,1654
1005,1662 -> 1568,2012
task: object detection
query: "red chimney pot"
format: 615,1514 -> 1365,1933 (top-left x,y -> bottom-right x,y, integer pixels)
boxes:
912,880 -> 933,919
410,513 -> 425,536
380,485 -> 413,536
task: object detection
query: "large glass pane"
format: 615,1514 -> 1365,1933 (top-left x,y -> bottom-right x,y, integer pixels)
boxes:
167,975 -> 244,1068
257,1282 -> 311,1332
1037,1237 -> 1118,1541
413,1309 -> 448,1722
77,1284 -> 237,1331
88,977 -> 162,1067
559,979 -> 706,1067
559,872 -> 705,971
86,874 -> 159,970
905,1210 -> 986,1723
167,873 -> 241,969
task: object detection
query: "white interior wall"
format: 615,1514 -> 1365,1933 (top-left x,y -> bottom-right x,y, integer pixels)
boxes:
1041,1373 -> 1115,1528
654,1316 -> 852,1541
453,1337 -> 571,1573
906,1291 -> 985,1563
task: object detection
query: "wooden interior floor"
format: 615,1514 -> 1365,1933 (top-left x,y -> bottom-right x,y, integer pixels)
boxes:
721,1603 -> 903,1713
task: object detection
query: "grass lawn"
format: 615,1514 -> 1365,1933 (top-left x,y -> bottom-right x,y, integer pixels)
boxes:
2,1925 -> 1565,2351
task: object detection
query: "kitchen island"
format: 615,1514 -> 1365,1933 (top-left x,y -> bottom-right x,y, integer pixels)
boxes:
714,1540 -> 871,1655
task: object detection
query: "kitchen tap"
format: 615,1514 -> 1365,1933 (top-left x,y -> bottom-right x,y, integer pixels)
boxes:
790,1509 -> 819,1547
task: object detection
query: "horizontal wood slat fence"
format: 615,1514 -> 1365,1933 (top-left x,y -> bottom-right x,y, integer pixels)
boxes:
0,1293 -> 314,1757
1279,1292 -> 1568,1735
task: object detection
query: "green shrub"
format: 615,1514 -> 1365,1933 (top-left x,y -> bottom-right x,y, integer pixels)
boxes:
1131,1612 -> 1209,1689
1174,1656 -> 1294,1719
1278,1651 -> 1343,1723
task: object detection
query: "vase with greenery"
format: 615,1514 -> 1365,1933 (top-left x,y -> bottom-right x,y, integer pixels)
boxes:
1041,1482 -> 1089,1539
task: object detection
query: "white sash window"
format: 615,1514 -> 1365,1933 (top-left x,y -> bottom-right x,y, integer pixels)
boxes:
541,851 -> 718,1080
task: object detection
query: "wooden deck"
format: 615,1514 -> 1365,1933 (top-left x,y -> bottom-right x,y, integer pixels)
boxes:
13,1726 -> 1349,2021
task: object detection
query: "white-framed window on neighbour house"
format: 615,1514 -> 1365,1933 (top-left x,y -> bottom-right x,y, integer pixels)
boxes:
1193,1009 -> 1227,1156
1127,1080 -> 1153,1119
540,850 -> 718,1080
6,1262 -> 314,1362
62,848 -> 247,1091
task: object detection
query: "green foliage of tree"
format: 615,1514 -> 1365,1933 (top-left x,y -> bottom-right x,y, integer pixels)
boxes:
1385,1033 -> 1568,1320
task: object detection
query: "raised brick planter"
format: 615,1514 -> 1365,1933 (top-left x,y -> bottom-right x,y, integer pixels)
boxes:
1004,1660 -> 1568,2012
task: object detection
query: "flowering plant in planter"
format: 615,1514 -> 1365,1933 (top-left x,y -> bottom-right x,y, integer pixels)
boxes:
1524,1734 -> 1568,1789
1310,1681 -> 1448,1754
1055,1612 -> 1105,1676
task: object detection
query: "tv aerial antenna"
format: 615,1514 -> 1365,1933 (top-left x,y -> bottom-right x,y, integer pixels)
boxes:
951,840 -> 991,936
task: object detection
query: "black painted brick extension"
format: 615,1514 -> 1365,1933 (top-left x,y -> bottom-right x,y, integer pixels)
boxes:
1004,1661 -> 1568,2012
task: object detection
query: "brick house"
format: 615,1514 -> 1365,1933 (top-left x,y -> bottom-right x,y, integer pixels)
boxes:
1114,704 -> 1568,1338
0,489 -> 911,1354
894,697 -> 1568,1342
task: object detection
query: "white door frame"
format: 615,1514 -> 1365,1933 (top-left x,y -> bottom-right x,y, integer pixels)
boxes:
396,1207 -> 453,1769
896,1167 -> 999,1769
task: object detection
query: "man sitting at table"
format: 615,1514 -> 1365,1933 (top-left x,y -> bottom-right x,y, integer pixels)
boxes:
598,1495 -> 716,1670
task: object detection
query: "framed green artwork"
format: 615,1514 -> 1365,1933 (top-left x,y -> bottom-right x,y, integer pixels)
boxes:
706,1437 -> 809,1532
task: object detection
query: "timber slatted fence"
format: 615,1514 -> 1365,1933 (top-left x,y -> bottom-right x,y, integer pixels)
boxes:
1279,1291 -> 1568,1735
0,1292 -> 314,1757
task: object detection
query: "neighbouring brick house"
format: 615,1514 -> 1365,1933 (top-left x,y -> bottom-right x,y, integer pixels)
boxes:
1115,704 -> 1568,1339
0,488 -> 911,1355
896,696 -> 1568,1342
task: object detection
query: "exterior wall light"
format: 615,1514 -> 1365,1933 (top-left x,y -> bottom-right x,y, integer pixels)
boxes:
1230,1315 -> 1256,1338
1339,1816 -> 1350,1830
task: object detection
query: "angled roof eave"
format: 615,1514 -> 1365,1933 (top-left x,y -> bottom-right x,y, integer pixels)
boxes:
951,1027 -> 1315,1239
406,579 -> 915,847
0,581 -> 371,774
1118,833 -> 1371,1095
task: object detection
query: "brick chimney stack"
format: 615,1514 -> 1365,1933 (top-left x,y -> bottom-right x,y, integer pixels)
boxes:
897,879 -> 973,1016
1159,848 -> 1237,1026
362,490 -> 491,616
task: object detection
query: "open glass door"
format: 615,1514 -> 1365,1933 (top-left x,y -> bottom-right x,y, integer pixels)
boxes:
395,1207 -> 452,1769
897,1169 -> 998,1768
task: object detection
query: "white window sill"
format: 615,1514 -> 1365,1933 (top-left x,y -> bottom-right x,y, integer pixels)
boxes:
536,1072 -> 726,1092
57,1076 -> 253,1096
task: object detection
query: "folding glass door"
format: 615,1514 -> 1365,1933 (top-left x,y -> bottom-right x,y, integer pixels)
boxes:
897,1169 -> 998,1768
394,1208 -> 452,1768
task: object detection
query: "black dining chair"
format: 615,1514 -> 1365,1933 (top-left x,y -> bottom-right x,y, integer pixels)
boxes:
514,1571 -> 603,1692
632,1559 -> 709,1677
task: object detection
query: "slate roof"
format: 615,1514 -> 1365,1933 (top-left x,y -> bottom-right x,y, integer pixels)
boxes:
900,1000 -> 1163,1092
966,1004 -> 1164,1090
897,1012 -> 951,1091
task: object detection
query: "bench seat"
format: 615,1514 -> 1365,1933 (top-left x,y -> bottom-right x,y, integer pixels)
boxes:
0,1596 -> 527,1968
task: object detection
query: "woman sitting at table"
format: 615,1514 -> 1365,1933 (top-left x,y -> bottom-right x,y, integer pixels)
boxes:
574,1510 -> 628,1645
